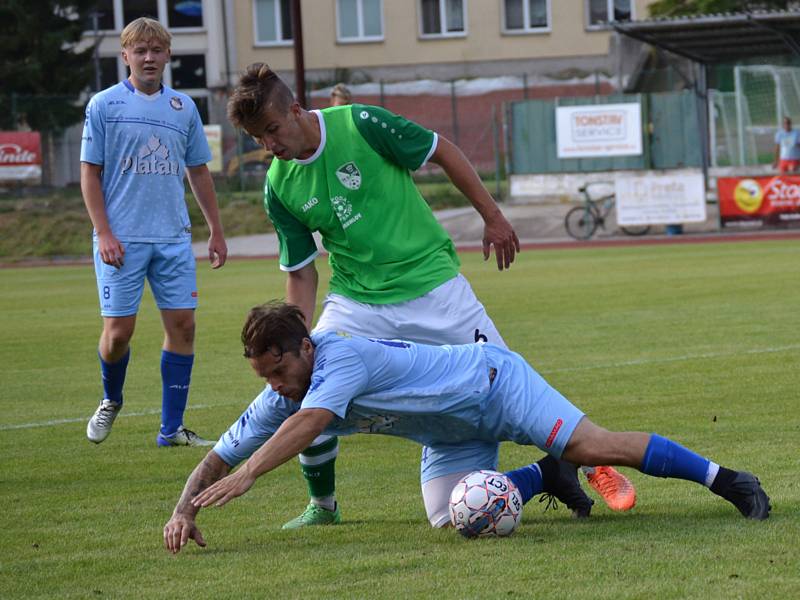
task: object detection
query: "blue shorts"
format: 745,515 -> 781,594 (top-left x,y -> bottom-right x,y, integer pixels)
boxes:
480,344 -> 585,457
93,240 -> 197,317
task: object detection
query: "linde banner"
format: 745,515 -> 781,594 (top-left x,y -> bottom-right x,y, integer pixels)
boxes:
556,103 -> 642,158
718,176 -> 800,228
616,170 -> 706,226
0,131 -> 42,182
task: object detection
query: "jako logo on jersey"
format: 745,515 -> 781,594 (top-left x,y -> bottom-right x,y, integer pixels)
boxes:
302,197 -> 319,212
545,418 -> 564,448
336,162 -> 361,190
169,96 -> 183,110
331,195 -> 362,229
121,134 -> 179,176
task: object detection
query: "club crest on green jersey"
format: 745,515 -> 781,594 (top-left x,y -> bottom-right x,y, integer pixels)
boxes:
331,195 -> 353,221
331,195 -> 362,229
335,162 -> 361,190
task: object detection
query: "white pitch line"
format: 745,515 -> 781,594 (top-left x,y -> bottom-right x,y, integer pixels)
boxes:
0,402 -> 238,432
544,343 -> 800,374
3,344 -> 798,431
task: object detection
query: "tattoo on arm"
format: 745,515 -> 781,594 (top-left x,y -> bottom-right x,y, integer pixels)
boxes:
173,451 -> 231,516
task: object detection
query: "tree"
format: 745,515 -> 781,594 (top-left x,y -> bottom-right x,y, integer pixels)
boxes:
0,1 -> 97,134
649,1 -> 794,17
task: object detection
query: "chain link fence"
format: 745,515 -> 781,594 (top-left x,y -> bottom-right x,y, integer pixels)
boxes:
3,73 -> 616,193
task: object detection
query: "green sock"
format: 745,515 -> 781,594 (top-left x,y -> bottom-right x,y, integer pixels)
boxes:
300,436 -> 338,506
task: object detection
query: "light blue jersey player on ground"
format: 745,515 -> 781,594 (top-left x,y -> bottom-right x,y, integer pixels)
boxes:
163,303 -> 770,553
80,18 -> 227,447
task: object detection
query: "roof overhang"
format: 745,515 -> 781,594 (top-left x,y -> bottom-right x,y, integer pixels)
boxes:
612,10 -> 800,64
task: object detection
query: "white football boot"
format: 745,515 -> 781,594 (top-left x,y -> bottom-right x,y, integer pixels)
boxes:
86,399 -> 122,443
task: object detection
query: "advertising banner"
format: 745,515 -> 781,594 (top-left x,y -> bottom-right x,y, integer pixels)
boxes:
0,131 -> 42,182
616,170 -> 706,226
556,103 -> 642,158
203,125 -> 223,173
717,176 -> 800,228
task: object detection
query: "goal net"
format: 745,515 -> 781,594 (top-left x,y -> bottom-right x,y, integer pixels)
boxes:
711,65 -> 800,167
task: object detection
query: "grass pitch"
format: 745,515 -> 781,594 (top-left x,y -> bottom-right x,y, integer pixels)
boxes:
1,240 -> 799,599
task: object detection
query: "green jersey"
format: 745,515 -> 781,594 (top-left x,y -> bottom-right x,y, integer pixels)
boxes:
265,104 -> 460,304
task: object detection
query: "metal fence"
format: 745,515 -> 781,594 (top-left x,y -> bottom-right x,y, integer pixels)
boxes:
507,90 -> 705,176
5,73 -> 619,190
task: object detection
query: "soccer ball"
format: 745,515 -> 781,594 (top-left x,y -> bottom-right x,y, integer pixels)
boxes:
448,470 -> 523,538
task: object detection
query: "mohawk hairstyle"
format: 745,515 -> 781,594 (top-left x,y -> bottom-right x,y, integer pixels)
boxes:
227,63 -> 295,131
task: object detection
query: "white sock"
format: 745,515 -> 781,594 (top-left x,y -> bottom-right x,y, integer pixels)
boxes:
311,496 -> 336,511
704,462 -> 720,488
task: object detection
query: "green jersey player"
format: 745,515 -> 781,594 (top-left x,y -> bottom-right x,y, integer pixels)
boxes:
225,64 -> 634,529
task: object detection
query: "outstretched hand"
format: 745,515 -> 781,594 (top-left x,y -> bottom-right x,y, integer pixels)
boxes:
163,513 -> 206,554
483,213 -> 520,271
191,467 -> 256,508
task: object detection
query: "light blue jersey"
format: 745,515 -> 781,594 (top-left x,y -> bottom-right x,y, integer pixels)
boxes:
775,129 -> 800,160
301,332 -> 492,446
80,80 -> 211,243
214,332 -> 584,473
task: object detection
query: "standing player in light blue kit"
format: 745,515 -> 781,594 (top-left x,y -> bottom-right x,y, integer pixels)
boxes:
163,303 -> 770,553
80,17 -> 227,447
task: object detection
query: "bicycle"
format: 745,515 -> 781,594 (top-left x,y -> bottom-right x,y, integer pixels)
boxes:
564,182 -> 651,240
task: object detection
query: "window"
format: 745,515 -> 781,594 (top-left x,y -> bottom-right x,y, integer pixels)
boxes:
99,56 -> 120,90
587,0 -> 633,28
337,0 -> 383,42
170,55 -> 209,124
190,96 -> 210,124
123,0 -> 159,26
503,0 -> 549,33
167,0 -> 204,29
84,0 -> 204,32
254,0 -> 293,45
420,0 -> 465,38
170,54 -> 207,89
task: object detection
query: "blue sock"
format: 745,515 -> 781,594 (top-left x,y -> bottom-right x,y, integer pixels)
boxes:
640,434 -> 715,485
99,349 -> 129,405
160,350 -> 194,437
505,463 -> 544,504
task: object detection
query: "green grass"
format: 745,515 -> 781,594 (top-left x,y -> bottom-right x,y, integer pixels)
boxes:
0,188 -> 272,261
0,175 -> 486,261
1,241 -> 799,599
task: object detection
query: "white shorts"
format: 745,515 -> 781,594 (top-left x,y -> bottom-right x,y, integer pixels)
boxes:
313,274 -> 506,348
311,274 -> 508,527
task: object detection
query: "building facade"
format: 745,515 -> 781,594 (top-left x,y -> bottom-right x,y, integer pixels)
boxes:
233,0 -> 654,84
80,0 -> 235,124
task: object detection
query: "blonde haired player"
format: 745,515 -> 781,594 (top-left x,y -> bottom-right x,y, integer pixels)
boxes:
81,17 -> 227,447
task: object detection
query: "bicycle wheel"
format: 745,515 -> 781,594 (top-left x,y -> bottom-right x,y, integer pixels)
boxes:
620,224 -> 651,236
565,205 -> 599,240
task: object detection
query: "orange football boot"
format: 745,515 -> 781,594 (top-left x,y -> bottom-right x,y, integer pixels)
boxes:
584,466 -> 637,511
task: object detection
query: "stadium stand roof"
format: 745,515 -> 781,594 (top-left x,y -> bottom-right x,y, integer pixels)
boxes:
612,10 -> 800,64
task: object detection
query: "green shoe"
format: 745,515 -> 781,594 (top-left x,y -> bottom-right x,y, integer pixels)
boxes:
281,503 -> 341,530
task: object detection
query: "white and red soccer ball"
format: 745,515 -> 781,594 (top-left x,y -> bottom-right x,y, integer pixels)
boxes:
448,470 -> 523,538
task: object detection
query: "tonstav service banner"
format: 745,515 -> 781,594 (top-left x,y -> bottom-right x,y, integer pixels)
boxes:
718,175 -> 800,228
